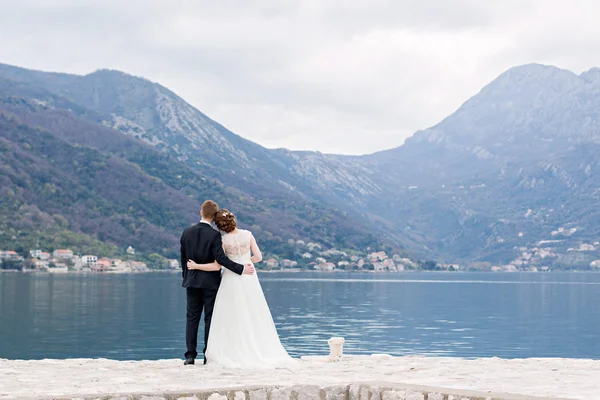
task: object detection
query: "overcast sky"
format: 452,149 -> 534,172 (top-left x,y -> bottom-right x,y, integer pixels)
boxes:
1,0 -> 600,154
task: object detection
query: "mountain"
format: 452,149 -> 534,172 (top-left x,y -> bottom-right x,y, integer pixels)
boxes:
2,62 -> 600,270
361,64 -> 600,267
0,66 -> 379,204
0,64 -> 396,264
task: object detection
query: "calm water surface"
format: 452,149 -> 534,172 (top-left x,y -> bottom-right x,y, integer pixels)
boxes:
1,272 -> 599,360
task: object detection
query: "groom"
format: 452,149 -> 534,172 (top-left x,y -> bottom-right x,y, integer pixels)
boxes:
180,200 -> 255,365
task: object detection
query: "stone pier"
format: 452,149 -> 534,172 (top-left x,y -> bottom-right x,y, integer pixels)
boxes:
1,356 -> 596,399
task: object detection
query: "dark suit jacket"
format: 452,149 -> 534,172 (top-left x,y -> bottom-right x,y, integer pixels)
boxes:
180,222 -> 244,289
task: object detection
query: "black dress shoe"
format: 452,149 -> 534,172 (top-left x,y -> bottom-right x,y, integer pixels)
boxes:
184,358 -> 195,365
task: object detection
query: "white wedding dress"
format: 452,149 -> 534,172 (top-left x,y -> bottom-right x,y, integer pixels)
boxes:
205,229 -> 296,369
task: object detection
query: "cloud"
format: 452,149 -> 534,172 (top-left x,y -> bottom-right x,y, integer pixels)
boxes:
1,0 -> 600,154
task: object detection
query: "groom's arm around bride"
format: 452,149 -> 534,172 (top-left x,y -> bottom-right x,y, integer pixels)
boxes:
211,233 -> 255,275
180,222 -> 254,288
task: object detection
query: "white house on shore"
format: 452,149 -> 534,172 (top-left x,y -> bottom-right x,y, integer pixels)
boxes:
315,262 -> 335,271
281,259 -> 298,268
30,249 -> 42,258
53,249 -> 74,260
369,251 -> 388,261
82,255 -> 98,267
0,251 -> 21,260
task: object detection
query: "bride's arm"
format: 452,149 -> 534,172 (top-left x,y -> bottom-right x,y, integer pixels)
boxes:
250,235 -> 262,264
187,260 -> 222,271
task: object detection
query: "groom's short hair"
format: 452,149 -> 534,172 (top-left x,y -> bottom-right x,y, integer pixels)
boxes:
201,200 -> 219,219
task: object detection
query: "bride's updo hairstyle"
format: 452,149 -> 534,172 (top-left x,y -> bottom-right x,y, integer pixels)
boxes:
215,209 -> 237,233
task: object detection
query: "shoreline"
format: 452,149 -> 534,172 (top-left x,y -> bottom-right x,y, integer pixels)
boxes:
2,269 -> 599,274
0,355 -> 597,400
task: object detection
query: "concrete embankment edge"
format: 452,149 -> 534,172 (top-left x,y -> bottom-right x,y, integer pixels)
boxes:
45,383 -> 572,400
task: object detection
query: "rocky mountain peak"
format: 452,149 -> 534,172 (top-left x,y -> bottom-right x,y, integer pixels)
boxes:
406,63 -> 600,154
580,67 -> 600,83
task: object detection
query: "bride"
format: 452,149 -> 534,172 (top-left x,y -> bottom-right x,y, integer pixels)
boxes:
187,209 -> 296,369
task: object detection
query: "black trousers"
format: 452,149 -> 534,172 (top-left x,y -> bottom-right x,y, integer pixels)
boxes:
185,287 -> 218,361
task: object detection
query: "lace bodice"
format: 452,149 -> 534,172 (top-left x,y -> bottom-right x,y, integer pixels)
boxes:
222,229 -> 253,257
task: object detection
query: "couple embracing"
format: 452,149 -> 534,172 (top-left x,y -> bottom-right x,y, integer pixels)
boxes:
180,200 -> 295,369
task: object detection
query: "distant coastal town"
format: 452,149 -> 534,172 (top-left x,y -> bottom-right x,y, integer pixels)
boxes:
0,246 -> 165,273
0,241 -> 461,273
3,238 -> 600,274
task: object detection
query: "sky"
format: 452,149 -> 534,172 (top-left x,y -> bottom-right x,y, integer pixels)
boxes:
1,0 -> 600,155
